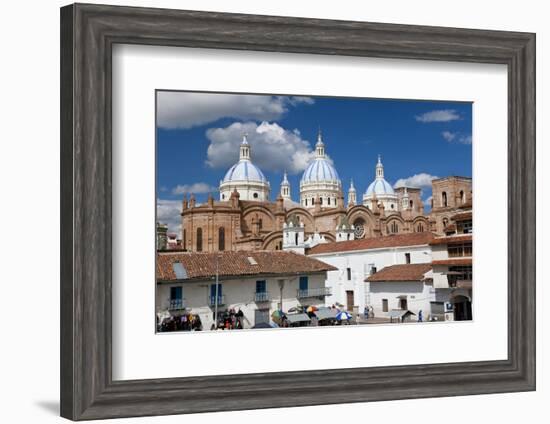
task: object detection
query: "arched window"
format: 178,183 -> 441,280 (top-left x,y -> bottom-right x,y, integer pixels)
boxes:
328,197 -> 331,205
320,197 -> 323,205
389,221 -> 399,234
295,233 -> 299,245
183,229 -> 187,250
390,204 -> 394,209
410,200 -> 414,209
218,227 -> 225,251
442,218 -> 449,229
460,190 -> 465,204
196,227 -> 203,252
304,199 -> 307,206
416,223 -> 424,232
442,191 -> 448,207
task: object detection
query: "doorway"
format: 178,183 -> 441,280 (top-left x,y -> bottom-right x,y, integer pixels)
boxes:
452,295 -> 472,321
254,309 -> 270,326
346,290 -> 354,312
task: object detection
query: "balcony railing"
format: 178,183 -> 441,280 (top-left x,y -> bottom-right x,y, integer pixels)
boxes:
297,287 -> 332,298
168,299 -> 185,310
208,295 -> 226,306
254,292 -> 270,302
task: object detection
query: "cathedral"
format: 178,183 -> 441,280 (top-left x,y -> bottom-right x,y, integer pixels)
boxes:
178,131 -> 472,253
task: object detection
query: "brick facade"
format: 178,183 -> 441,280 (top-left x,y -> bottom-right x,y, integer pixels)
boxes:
176,177 -> 472,253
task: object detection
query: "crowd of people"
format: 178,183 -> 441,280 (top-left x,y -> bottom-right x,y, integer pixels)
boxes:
158,313 -> 203,332
212,308 -> 245,330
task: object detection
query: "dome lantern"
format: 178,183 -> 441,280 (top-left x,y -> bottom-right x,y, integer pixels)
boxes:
239,133 -> 251,161
315,128 -> 326,158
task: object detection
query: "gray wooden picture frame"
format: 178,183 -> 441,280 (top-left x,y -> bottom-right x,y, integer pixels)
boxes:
60,3 -> 536,421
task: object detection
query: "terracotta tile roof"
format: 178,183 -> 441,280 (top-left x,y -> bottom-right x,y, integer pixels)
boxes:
307,232 -> 435,255
452,211 -> 473,221
429,234 -> 472,245
366,263 -> 432,282
157,250 -> 337,281
432,258 -> 472,266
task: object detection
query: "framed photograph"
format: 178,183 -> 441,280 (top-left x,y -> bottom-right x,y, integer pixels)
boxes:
60,3 -> 535,420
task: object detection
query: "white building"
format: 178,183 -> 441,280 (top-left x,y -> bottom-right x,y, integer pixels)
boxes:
219,134 -> 271,202
307,232 -> 434,313
156,250 -> 335,330
430,211 -> 473,321
366,263 -> 433,321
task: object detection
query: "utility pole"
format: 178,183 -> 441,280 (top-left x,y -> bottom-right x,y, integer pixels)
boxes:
214,254 -> 220,330
278,279 -> 285,312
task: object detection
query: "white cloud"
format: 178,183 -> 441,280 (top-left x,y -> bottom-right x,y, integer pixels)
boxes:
458,134 -> 472,145
441,131 -> 456,142
172,182 -> 217,195
394,173 -> 439,189
415,109 -> 461,123
157,92 -> 315,129
205,121 -> 321,174
424,196 -> 433,206
441,131 -> 472,145
156,199 -> 182,237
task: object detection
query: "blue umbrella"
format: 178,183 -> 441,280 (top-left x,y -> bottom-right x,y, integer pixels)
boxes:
336,311 -> 352,321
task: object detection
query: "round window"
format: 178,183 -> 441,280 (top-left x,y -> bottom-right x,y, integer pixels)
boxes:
353,218 -> 366,239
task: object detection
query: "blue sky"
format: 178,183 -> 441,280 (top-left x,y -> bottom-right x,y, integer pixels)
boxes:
156,91 -> 472,234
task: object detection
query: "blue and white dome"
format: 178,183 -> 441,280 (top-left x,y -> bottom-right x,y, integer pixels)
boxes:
365,178 -> 395,196
219,134 -> 270,202
362,155 -> 399,211
301,159 -> 340,183
223,160 -> 267,183
300,131 -> 341,184
299,130 -> 342,209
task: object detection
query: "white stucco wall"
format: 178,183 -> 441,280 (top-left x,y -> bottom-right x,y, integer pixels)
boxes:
369,280 -> 434,320
157,273 -> 328,330
309,244 -> 432,313
219,180 -> 270,202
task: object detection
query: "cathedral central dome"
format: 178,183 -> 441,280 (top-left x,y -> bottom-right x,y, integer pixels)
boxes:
301,158 -> 340,184
300,131 -> 341,184
299,130 -> 342,209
